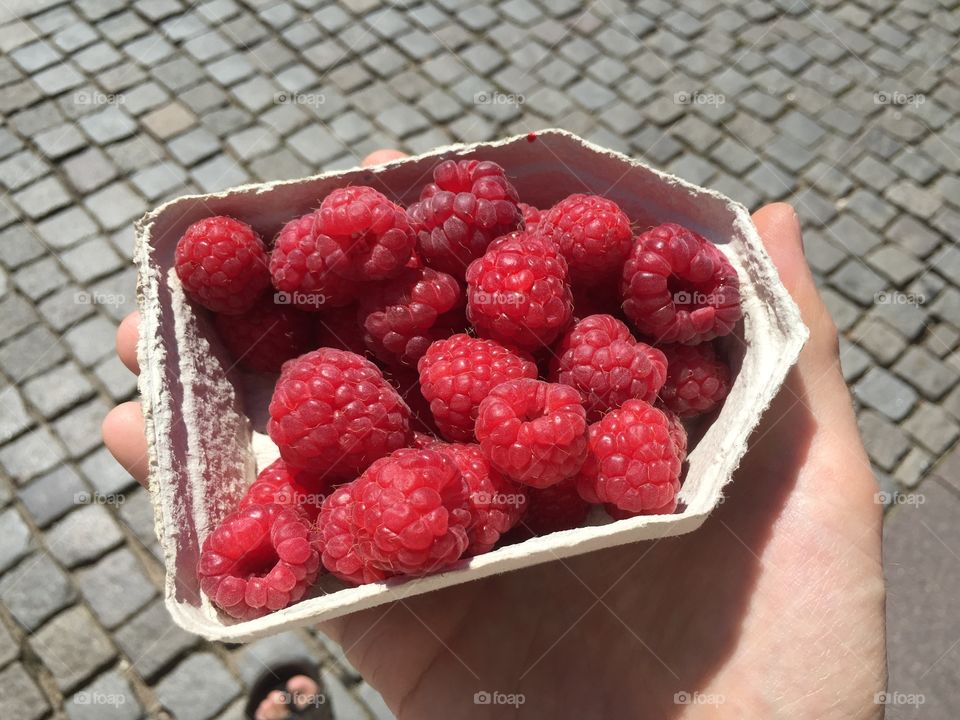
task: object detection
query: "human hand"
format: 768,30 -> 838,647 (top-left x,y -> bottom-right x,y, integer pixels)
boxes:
104,154 -> 885,720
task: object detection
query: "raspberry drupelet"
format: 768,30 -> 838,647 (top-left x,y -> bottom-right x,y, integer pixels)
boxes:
659,341 -> 732,417
576,399 -> 687,515
214,299 -> 314,373
239,459 -> 330,521
465,231 -> 574,351
175,215 -> 270,315
549,314 -> 668,422
475,379 -> 589,489
407,159 -> 522,275
417,333 -> 538,442
621,222 -> 741,344
268,349 -> 412,481
198,503 -> 321,619
519,478 -> 591,536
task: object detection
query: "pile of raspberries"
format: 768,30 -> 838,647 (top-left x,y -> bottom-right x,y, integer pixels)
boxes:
180,159 -> 741,620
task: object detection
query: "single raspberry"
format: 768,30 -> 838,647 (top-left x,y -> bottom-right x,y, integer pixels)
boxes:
316,186 -> 415,280
576,400 -> 686,515
317,485 -> 394,585
268,349 -> 412,480
429,441 -> 527,555
270,211 -> 357,310
198,503 -> 321,619
518,478 -> 590,536
214,299 -> 314,373
659,342 -> 731,417
322,448 -> 471,577
417,334 -> 538,441
314,304 -> 368,356
518,202 -> 542,230
538,194 -> 633,286
466,231 -> 573,351
358,265 -> 465,367
621,223 -> 741,344
407,159 -> 522,275
549,314 -> 667,422
239,459 -> 330,521
475,379 -> 588,488
175,216 -> 270,315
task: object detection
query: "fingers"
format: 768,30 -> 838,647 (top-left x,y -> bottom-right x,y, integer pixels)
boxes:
102,402 -> 149,485
361,149 -> 407,167
117,312 -> 139,374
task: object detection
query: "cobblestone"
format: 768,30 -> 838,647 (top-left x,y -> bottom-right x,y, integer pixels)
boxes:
0,552 -> 76,630
75,547 -> 156,628
0,663 -> 49,720
156,653 -> 240,720
29,605 -> 115,692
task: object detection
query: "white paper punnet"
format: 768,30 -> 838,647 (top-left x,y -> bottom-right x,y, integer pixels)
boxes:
135,129 -> 808,641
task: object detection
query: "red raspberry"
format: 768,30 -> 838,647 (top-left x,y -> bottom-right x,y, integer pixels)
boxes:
518,202 -> 542,230
407,159 -> 522,275
322,448 -> 471,578
621,223 -> 741,344
270,211 -> 357,310
519,478 -> 590,536
417,334 -> 538,441
317,186 -> 415,280
314,304 -> 368,356
466,231 -> 573,351
576,400 -> 686,515
214,299 -> 314,373
317,485 -> 394,585
538,194 -> 633,287
239,459 -> 330,521
549,314 -> 667,422
659,342 -> 731,417
358,266 -> 465,367
268,349 -> 412,480
198,503 -> 320,619
175,216 -> 270,315
475,379 -> 588,488
429,441 -> 527,555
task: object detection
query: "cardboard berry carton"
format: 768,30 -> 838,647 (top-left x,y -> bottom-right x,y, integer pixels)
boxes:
135,129 -> 807,641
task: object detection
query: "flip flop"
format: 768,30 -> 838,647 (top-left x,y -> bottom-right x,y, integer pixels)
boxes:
244,660 -> 332,720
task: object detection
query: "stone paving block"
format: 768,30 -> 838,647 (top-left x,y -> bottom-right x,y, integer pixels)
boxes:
142,101 -> 197,140
858,409 -> 911,471
23,362 -> 95,418
0,385 -> 31,444
115,486 -> 156,548
80,445 -> 136,496
66,669 -> 143,720
839,337 -> 872,383
235,631 -> 319,684
115,598 -> 199,680
84,182 -> 146,231
850,317 -> 907,365
0,616 -> 17,666
37,284 -> 95,332
0,425 -> 66,482
94,354 -> 138,401
191,153 -> 252,193
156,653 -> 241,720
30,604 -> 115,692
131,161 -> 189,200
866,245 -> 924,285
0,150 -> 48,191
854,367 -> 918,422
893,346 -> 960,400
0,663 -> 49,720
13,256 -> 68,301
78,105 -> 137,145
51,396 -> 112,457
0,324 -> 66,382
12,176 -> 71,220
62,147 -> 118,194
0,508 -> 32,573
169,126 -> 220,166
903,401 -> 959,456
925,322 -> 960,359
60,238 -> 125,286
75,547 -> 156,628
46,504 -> 125,568
0,552 -> 76,630
18,466 -> 87,528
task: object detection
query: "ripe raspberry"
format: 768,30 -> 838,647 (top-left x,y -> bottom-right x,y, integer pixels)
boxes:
198,503 -> 320,619
317,186 -> 415,280
321,448 -> 471,578
239,459 -> 329,521
549,314 -> 667,422
358,266 -> 465,367
407,159 -> 522,275
429,441 -> 527,555
317,485 -> 394,585
519,479 -> 590,536
576,400 -> 686,515
214,299 -> 313,373
270,211 -> 357,310
518,202 -> 542,230
538,194 -> 633,286
314,304 -> 368,356
659,342 -> 731,417
268,349 -> 412,480
475,379 -> 588,488
175,216 -> 270,315
417,334 -> 538,441
466,231 -> 574,351
621,223 -> 741,344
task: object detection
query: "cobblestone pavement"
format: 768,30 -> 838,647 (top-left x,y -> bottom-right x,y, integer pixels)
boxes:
0,0 -> 958,717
